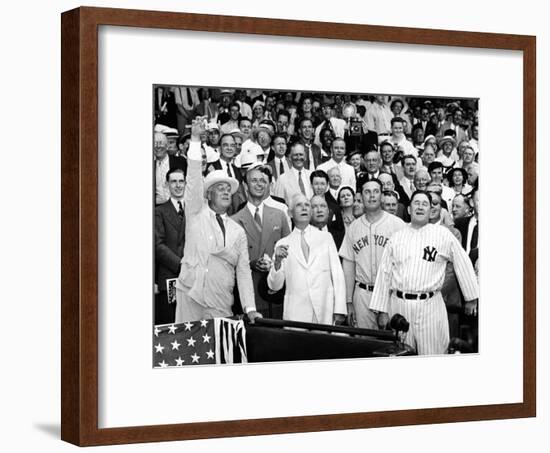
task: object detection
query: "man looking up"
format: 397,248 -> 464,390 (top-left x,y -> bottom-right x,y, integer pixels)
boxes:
175,118 -> 262,324
339,178 -> 405,329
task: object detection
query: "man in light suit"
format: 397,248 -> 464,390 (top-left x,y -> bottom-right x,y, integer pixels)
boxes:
232,164 -> 291,318
267,193 -> 347,326
272,142 -> 313,204
175,118 -> 262,323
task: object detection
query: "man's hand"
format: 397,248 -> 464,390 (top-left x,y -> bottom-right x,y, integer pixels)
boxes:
190,117 -> 207,142
377,312 -> 390,330
252,256 -> 271,273
346,302 -> 357,327
333,314 -> 346,326
464,299 -> 478,316
247,310 -> 263,324
273,245 -> 289,270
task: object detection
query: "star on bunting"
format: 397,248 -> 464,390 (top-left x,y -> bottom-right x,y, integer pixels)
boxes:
175,357 -> 185,366
154,343 -> 165,354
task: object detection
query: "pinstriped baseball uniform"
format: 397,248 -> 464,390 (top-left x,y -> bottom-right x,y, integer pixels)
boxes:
339,211 -> 406,329
370,223 -> 479,354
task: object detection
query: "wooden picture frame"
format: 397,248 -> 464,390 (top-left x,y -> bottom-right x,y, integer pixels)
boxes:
61,6 -> 536,446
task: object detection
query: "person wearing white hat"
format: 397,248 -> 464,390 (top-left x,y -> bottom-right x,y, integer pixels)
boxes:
154,131 -> 187,205
175,118 -> 262,324
435,135 -> 458,169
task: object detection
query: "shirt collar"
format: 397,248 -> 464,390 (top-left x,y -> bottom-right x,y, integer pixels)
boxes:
209,207 -> 228,220
246,201 -> 264,218
293,225 -> 312,236
170,198 -> 184,210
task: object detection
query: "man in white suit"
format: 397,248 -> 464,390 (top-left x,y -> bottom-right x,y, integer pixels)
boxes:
267,193 -> 347,325
272,142 -> 313,204
175,118 -> 262,323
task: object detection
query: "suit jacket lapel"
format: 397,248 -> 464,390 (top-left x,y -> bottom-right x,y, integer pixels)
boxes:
236,208 -> 261,246
165,201 -> 183,231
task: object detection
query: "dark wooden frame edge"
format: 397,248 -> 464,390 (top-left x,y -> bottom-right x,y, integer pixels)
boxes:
61,6 -> 536,446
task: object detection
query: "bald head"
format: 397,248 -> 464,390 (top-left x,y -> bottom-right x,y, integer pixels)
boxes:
413,169 -> 431,191
154,132 -> 168,160
310,195 -> 330,228
378,172 -> 395,192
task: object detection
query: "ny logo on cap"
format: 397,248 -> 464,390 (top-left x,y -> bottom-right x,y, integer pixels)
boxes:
422,246 -> 438,262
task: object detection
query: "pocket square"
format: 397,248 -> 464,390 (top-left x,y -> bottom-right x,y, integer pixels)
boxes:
274,226 -> 280,231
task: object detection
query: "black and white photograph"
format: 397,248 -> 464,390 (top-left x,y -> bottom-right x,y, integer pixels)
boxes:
153,86 -> 480,366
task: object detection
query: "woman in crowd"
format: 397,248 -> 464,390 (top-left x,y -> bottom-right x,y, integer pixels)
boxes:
338,186 -> 356,229
447,167 -> 473,196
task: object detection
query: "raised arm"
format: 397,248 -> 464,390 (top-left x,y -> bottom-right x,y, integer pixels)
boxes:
184,118 -> 207,216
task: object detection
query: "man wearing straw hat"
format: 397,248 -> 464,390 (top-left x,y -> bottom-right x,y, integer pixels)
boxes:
175,117 -> 262,324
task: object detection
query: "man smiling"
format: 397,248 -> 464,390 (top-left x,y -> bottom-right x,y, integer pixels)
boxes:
370,190 -> 479,355
175,118 -> 262,324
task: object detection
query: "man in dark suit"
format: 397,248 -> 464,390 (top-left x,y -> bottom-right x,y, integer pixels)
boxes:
209,133 -> 245,215
297,117 -> 322,170
415,106 -> 438,137
232,164 -> 291,318
454,189 -> 479,258
310,195 -> 345,250
155,167 -> 186,324
310,169 -> 344,231
266,133 -> 291,181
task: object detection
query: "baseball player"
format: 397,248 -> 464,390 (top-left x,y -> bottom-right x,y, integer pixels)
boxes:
370,190 -> 479,355
339,178 -> 406,329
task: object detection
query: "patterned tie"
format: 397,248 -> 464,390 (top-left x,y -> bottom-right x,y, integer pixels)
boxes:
301,230 -> 309,262
279,159 -> 285,176
215,214 -> 226,246
177,201 -> 184,218
298,171 -> 306,195
254,207 -> 262,228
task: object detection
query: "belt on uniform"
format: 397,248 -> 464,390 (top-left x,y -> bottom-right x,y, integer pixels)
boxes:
356,282 -> 374,291
395,290 -> 435,300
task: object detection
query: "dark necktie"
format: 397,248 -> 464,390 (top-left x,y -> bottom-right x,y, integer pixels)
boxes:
304,144 -> 311,169
226,163 -> 232,178
186,87 -> 193,105
254,207 -> 262,228
298,171 -> 306,195
177,201 -> 184,218
215,214 -> 226,246
279,159 -> 285,176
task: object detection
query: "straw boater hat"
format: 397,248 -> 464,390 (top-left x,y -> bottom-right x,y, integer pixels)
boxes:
438,135 -> 457,148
